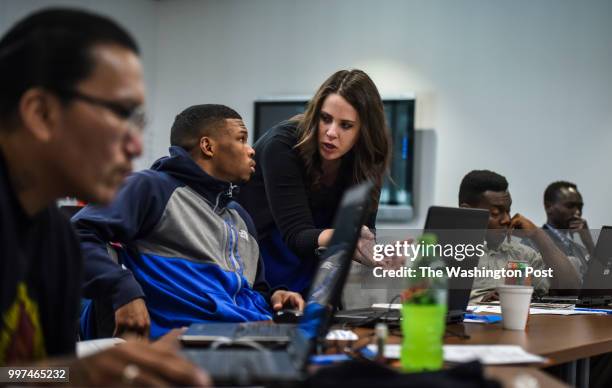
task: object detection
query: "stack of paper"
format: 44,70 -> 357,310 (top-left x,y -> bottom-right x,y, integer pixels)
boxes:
468,305 -> 608,315
76,337 -> 125,358
443,345 -> 546,364
366,344 -> 546,365
372,303 -> 402,309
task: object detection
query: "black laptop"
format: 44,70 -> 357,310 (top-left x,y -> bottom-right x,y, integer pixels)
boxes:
181,182 -> 372,385
334,206 -> 489,325
539,226 -> 612,306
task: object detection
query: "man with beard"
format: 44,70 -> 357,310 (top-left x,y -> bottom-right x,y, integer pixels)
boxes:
458,170 -> 580,302
543,181 -> 595,279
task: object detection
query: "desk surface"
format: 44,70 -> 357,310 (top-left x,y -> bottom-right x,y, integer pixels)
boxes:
361,314 -> 612,365
446,314 -> 612,365
351,321 -> 574,388
351,313 -> 612,387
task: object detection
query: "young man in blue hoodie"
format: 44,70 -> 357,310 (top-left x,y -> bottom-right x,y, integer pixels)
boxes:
74,104 -> 304,339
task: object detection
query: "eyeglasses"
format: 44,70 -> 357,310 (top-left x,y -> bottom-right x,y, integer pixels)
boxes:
60,89 -> 147,133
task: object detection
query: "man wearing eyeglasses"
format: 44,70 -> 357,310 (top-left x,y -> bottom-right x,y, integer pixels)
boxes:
0,8 -> 209,386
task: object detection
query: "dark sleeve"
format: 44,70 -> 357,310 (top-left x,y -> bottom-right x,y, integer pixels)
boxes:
259,134 -> 323,260
252,259 -> 273,303
365,203 -> 378,231
252,258 -> 290,303
52,222 -> 83,357
72,173 -> 169,311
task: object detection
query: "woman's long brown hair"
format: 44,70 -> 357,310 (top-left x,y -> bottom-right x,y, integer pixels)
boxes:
294,69 -> 391,208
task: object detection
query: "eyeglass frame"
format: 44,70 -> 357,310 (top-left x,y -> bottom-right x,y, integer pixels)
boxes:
56,88 -> 147,134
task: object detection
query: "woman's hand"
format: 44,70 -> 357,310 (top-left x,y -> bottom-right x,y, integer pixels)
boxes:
378,238 -> 412,270
353,226 -> 379,267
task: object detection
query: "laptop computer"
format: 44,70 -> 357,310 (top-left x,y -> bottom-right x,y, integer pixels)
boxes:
180,181 -> 373,347
334,206 -> 490,325
539,226 -> 612,306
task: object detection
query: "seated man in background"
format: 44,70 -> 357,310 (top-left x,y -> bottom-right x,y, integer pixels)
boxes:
0,8 -> 208,385
543,181 -> 595,279
459,170 -> 580,302
73,104 -> 303,339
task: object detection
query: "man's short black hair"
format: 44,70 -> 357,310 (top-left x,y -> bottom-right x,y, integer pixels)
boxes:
459,170 -> 509,206
544,181 -> 578,205
170,104 -> 242,152
0,8 -> 139,126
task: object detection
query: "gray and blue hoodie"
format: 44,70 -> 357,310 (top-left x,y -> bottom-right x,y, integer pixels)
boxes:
73,146 -> 273,339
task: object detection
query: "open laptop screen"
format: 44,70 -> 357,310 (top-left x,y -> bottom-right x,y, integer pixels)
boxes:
296,181 -> 373,340
580,226 -> 612,297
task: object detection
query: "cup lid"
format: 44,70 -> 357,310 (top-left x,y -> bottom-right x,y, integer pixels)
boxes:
496,285 -> 534,294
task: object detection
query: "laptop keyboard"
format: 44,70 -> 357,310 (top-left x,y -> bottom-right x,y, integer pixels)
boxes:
184,349 -> 296,384
235,322 -> 295,338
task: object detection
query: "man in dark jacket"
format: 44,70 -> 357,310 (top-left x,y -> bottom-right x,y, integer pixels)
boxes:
543,181 -> 595,280
0,8 -> 209,386
74,104 -> 303,339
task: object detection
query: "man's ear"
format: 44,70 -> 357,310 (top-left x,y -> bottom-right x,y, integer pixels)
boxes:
18,88 -> 61,142
544,201 -> 553,216
199,136 -> 214,158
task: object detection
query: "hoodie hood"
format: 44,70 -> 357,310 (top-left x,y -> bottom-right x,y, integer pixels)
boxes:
151,146 -> 239,209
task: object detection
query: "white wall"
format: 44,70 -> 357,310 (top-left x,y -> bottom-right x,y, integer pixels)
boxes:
0,0 -> 158,170
152,0 -> 612,229
2,0 -> 611,229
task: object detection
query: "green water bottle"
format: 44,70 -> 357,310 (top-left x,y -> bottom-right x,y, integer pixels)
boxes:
400,234 -> 448,372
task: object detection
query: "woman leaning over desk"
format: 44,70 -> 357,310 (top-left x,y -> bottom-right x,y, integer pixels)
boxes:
238,69 -> 391,295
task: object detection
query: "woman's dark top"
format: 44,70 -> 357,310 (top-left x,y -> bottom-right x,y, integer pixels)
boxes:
238,121 -> 377,294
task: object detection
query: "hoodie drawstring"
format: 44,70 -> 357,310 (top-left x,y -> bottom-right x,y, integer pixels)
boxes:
212,183 -> 238,213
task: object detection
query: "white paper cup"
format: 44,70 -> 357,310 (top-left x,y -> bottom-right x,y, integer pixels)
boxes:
497,285 -> 534,330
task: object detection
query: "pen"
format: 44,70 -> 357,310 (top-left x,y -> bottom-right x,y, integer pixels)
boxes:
464,314 -> 503,323
574,307 -> 612,314
375,323 -> 388,363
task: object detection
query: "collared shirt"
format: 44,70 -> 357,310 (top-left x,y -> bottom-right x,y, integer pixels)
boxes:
543,224 -> 590,279
470,239 -> 550,303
